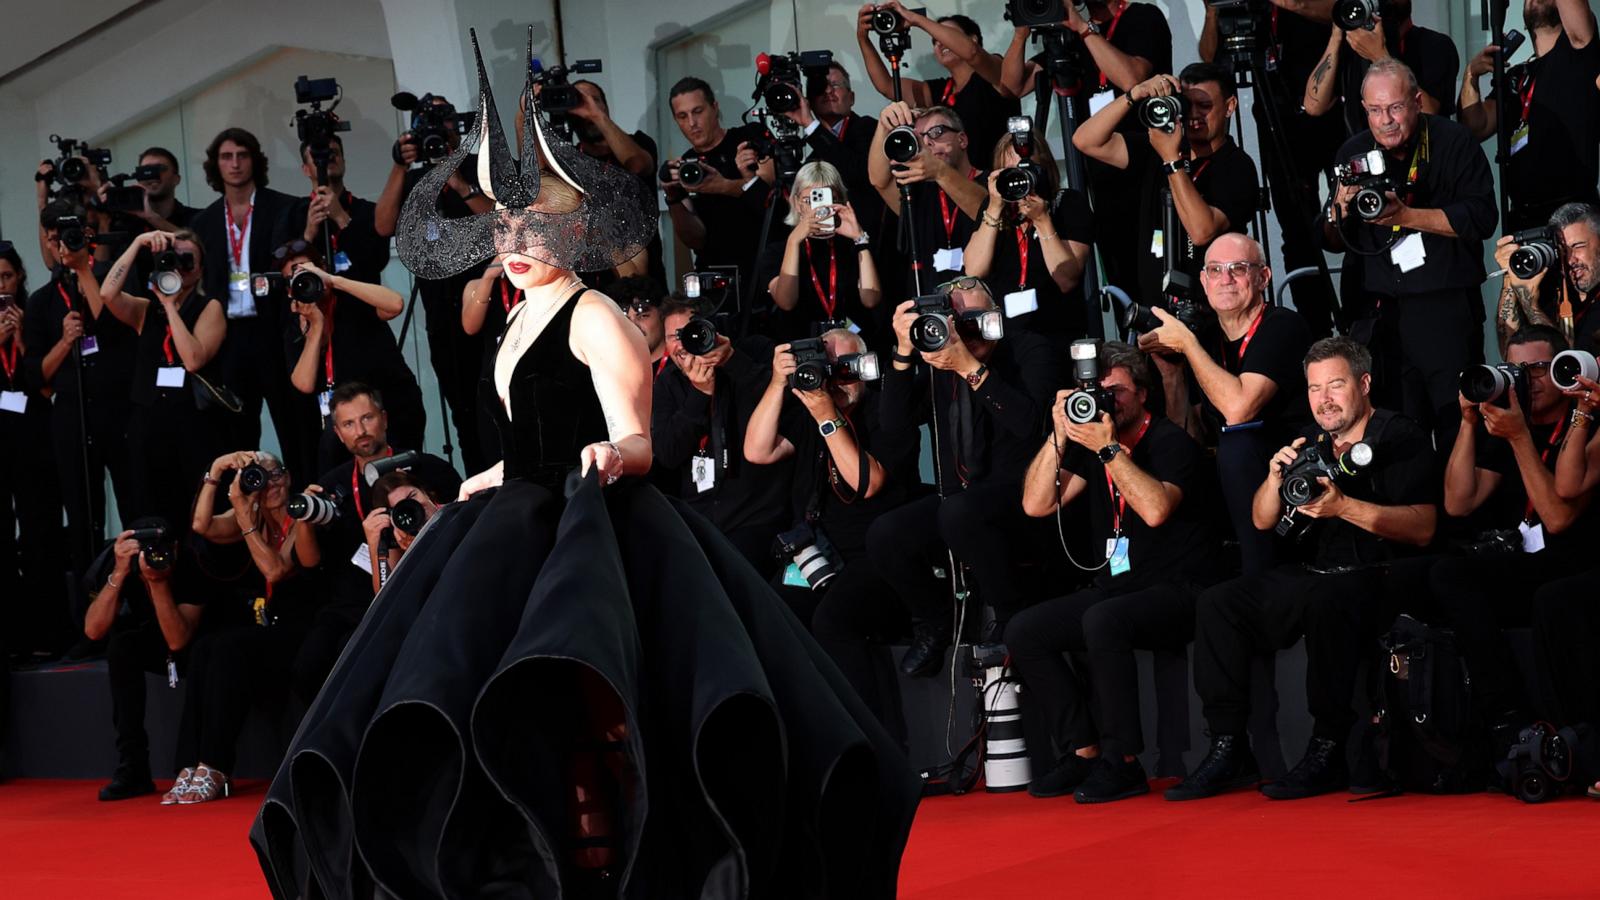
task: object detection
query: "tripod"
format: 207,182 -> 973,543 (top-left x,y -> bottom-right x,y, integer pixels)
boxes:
1485,0 -> 1514,226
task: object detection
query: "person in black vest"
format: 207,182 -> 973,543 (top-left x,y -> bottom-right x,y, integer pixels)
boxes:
855,3 -> 1022,162
1168,338 -> 1438,802
1461,0 -> 1599,232
867,102 -> 988,283
1324,59 -> 1498,458
1303,0 -> 1458,135
1494,203 -> 1600,355
91,229 -> 226,530
1011,342 -> 1223,802
190,128 -> 317,481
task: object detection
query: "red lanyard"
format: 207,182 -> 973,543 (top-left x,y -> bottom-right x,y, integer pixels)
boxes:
936,170 -> 978,247
1015,226 -> 1032,287
1097,2 -> 1130,89
654,356 -> 669,381
162,325 -> 177,366
940,79 -> 957,106
1233,307 -> 1266,362
499,278 -> 522,313
58,283 -> 74,312
352,447 -> 394,520
1103,413 -> 1152,535
804,240 -> 839,318
226,202 -> 253,270
834,117 -> 850,140
322,298 -> 337,388
1525,415 -> 1570,523
0,341 -> 17,384
1190,157 -> 1214,183
1519,77 -> 1537,126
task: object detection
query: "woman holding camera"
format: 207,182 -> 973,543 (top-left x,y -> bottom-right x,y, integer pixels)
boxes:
94,229 -> 227,528
963,135 -> 1093,348
758,161 -> 883,345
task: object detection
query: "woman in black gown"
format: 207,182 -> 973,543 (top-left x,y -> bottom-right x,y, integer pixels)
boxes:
251,29 -> 919,900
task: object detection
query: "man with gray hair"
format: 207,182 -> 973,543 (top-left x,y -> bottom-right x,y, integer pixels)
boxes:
1324,57 -> 1497,458
1494,201 -> 1600,354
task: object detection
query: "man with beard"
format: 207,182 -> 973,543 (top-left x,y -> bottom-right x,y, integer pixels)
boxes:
1461,0 -> 1599,231
1303,0 -> 1459,133
1167,337 -> 1439,802
1494,202 -> 1600,354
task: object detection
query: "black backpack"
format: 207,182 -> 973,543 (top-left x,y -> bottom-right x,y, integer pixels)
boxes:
1367,614 -> 1490,794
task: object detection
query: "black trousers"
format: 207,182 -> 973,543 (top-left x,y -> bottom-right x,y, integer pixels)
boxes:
1530,569 -> 1600,728
175,621 -> 307,774
51,389 -> 137,579
1375,288 -> 1483,457
214,317 -> 321,486
1005,579 -> 1195,761
423,289 -> 494,475
126,400 -> 219,530
1217,427 -> 1279,576
809,557 -> 911,751
1195,563 -> 1386,742
0,415 -> 69,653
106,619 -> 187,768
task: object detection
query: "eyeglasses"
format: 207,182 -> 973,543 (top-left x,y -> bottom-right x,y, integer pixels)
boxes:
1200,261 -> 1265,280
272,239 -> 313,263
919,124 -> 961,141
623,302 -> 657,317
1519,361 -> 1552,375
263,468 -> 289,483
936,276 -> 985,294
823,79 -> 849,92
1362,101 -> 1413,121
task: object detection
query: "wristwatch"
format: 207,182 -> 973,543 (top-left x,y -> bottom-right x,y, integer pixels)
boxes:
819,416 -> 847,437
1160,158 -> 1190,176
966,364 -> 988,388
1080,20 -> 1102,36
854,232 -> 872,248
1098,443 -> 1124,464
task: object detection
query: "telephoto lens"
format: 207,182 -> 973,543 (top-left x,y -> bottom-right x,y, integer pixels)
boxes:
1135,95 -> 1188,133
1460,362 -> 1527,408
238,462 -> 270,494
1551,349 -> 1599,392
764,81 -> 801,114
883,126 -> 922,164
1509,228 -> 1560,280
286,492 -> 340,526
676,316 -> 720,356
390,497 -> 427,535
289,270 -> 326,304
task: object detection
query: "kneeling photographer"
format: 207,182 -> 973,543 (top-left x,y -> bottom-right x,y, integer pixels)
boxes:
869,276 -> 1059,678
1009,342 -> 1221,803
1170,338 -> 1438,803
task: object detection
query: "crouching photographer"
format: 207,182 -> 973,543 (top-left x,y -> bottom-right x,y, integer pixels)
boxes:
359,469 -> 449,596
1008,342 -> 1222,803
1169,338 -> 1438,803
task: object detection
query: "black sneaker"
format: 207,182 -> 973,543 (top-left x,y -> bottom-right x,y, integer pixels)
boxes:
1027,754 -> 1095,798
1260,736 -> 1348,800
1075,757 -> 1150,804
899,623 -> 951,678
98,761 -> 156,801
1164,734 -> 1259,801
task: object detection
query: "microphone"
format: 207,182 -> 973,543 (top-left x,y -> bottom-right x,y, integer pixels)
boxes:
755,52 -> 772,75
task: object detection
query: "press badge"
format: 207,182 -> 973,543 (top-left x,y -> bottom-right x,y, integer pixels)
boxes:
79,335 -> 99,356
1149,229 -> 1164,259
156,366 -> 186,388
0,391 -> 25,414
1390,232 -> 1426,273
1510,121 -> 1530,156
933,247 -> 963,272
692,455 -> 716,493
166,657 -> 178,689
1108,536 -> 1131,576
227,272 -> 256,317
351,544 -> 375,575
333,250 -> 353,273
782,563 -> 809,587
1004,288 -> 1038,318
1519,521 -> 1545,553
1088,90 -> 1116,116
319,389 -> 333,418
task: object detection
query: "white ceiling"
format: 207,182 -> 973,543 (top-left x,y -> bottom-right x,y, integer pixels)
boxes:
0,0 -> 150,88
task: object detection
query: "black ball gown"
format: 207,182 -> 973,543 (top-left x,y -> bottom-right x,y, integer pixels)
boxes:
249,287 -> 921,900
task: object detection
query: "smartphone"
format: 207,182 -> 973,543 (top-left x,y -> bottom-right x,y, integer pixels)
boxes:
1500,29 -> 1526,61
0,294 -> 14,313
808,186 -> 836,234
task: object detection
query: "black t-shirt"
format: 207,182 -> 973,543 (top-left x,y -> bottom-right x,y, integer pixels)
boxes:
776,388 -> 918,556
982,189 -> 1094,340
1062,415 -> 1220,588
278,193 -> 392,286
315,450 -> 461,607
1198,304 -> 1313,446
685,124 -> 784,285
1337,25 -> 1459,136
1291,408 -> 1437,569
130,291 -> 218,408
1335,115 -> 1498,296
755,234 -> 873,343
1129,134 -> 1259,303
283,289 -> 416,401
21,267 -> 139,401
1488,31 -> 1600,220
1472,415 -> 1598,553
902,171 -> 987,281
925,75 -> 1021,165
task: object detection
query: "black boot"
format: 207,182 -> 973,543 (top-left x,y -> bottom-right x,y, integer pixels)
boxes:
1027,753 -> 1096,798
899,621 -> 950,678
1164,735 -> 1260,801
1074,756 -> 1150,804
1260,736 -> 1348,800
98,759 -> 156,801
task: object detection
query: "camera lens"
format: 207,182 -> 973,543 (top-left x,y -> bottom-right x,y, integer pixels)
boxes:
996,166 -> 1038,203
390,498 -> 426,535
678,316 -> 719,355
153,270 -> 184,296
1136,96 -> 1185,133
1282,473 -> 1320,507
1551,350 -> 1599,392
287,492 -> 340,526
1333,0 -> 1379,30
1459,364 -> 1513,405
871,8 -> 903,34
910,313 -> 951,353
61,228 -> 88,252
764,82 -> 800,114
678,160 -> 706,188
62,158 -> 88,183
1065,391 -> 1100,425
290,270 -> 326,304
421,134 -> 448,159
792,362 -> 827,392
883,126 -> 921,164
1354,188 -> 1387,221
1510,242 -> 1558,280
239,463 -> 269,495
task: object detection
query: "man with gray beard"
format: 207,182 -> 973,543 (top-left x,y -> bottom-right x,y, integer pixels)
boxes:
1494,202 -> 1600,355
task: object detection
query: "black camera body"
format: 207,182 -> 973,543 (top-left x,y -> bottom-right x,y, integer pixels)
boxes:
1333,150 -> 1399,221
99,174 -> 147,214
1332,0 -> 1381,31
54,215 -> 91,253
1210,0 -> 1273,60
1460,362 -> 1529,410
676,315 -> 722,356
390,497 -> 428,536
1137,95 -> 1191,134
756,50 -> 833,114
1005,0 -> 1068,29
659,153 -> 709,189
1064,338 -> 1115,425
152,248 -> 195,296
392,91 -> 459,161
238,463 -> 270,495
46,135 -> 112,189
785,337 -> 882,391
1499,722 -> 1578,804
775,522 -> 842,591
1509,226 -> 1560,279
1116,296 -> 1204,334
126,526 -> 174,571
531,57 -> 603,114
292,75 -> 350,183
287,492 -> 340,526
1275,440 -> 1374,534
909,294 -> 956,353
997,116 -> 1042,202
251,270 -> 326,305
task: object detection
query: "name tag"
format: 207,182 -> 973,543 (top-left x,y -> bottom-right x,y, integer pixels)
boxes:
1003,288 -> 1038,318
1519,520 -> 1545,553
1108,535 -> 1131,576
227,272 -> 257,318
1390,232 -> 1427,273
1149,229 -> 1164,259
691,454 -> 716,493
351,543 -> 374,575
80,335 -> 99,356
156,366 -> 186,388
932,247 -> 963,272
319,389 -> 333,418
332,250 -> 353,273
0,390 -> 26,414
1088,90 -> 1117,117
1510,121 -> 1530,156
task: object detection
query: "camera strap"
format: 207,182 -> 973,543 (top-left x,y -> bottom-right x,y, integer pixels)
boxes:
1103,413 -> 1151,536
804,240 -> 839,319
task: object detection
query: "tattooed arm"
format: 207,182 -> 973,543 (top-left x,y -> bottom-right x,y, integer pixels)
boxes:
1303,29 -> 1343,117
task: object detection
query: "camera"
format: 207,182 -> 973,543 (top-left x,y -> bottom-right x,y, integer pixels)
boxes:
883,126 -> 922,165
152,248 -> 195,296
1064,339 -> 1115,425
1333,150 -> 1399,221
292,75 -> 350,181
287,492 -> 340,526
1551,349 -> 1598,392
391,91 -> 459,161
754,50 -> 833,114
251,270 -> 326,305
675,315 -> 721,356
1136,95 -> 1191,134
968,641 -> 1032,792
1499,722 -> 1577,804
785,337 -> 882,391
775,522 -> 842,591
1005,0 -> 1068,28
683,270 -> 733,301
364,450 -> 420,486
99,174 -> 147,214
1508,226 -> 1560,279
46,135 -> 111,188
1333,0 -> 1380,31
1114,295 -> 1204,334
1278,440 -> 1373,508
238,462 -> 271,495
54,215 -> 90,253
1209,0 -> 1272,60
126,526 -> 174,571
530,57 -> 603,114
1460,362 -> 1529,410
908,293 -> 1005,353
996,117 -> 1043,203
390,497 -> 428,536
658,154 -> 708,189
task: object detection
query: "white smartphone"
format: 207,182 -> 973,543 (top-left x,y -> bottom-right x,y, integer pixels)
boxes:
808,187 -> 836,234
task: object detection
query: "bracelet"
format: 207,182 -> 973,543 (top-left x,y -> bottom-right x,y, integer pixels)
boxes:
1036,231 -> 1059,240
981,211 -> 1005,229
601,440 -> 622,486
202,473 -> 219,486
106,574 -> 121,589
1572,409 -> 1595,429
240,526 -> 257,537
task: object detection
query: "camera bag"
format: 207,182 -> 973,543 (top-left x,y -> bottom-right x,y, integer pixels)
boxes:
1366,614 -> 1490,794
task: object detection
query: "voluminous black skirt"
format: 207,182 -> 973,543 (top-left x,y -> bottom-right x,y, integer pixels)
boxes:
250,472 -> 920,900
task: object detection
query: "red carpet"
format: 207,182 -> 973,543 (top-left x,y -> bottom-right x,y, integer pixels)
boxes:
4,777 -> 1598,898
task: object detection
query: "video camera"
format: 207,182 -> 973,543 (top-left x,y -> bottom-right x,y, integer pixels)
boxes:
252,270 -> 326,305
1064,338 -> 1115,425
1137,94 -> 1191,134
391,91 -> 461,162
753,50 -> 833,114
785,337 -> 881,391
125,526 -> 175,571
292,75 -> 350,184
997,116 -> 1044,203
1275,439 -> 1373,535
40,135 -> 112,192
1508,226 -> 1560,279
1333,0 -> 1381,31
1209,0 -> 1273,64
909,293 -> 1004,353
1333,150 -> 1400,221
1551,349 -> 1598,392
531,57 -> 604,143
1004,0 -> 1069,28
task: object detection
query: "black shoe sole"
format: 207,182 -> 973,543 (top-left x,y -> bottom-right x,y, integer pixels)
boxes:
1259,780 -> 1347,800
1075,782 -> 1151,804
1163,772 -> 1261,801
1027,783 -> 1080,799
98,782 -> 156,801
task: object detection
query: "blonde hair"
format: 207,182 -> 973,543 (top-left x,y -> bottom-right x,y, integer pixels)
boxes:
784,161 -> 848,227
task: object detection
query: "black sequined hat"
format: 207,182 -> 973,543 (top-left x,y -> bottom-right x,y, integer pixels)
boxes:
396,28 -> 658,279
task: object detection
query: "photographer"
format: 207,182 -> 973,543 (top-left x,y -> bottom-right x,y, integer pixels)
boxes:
611,276 -> 669,368
282,135 -> 390,284
1494,202 -> 1600,355
870,277 -> 1059,676
1073,64 -> 1261,304
659,77 -> 778,291
1460,0 -> 1599,231
800,63 -> 884,230
1427,326 -> 1596,744
1168,338 -> 1438,802
22,201 -> 140,579
124,147 -> 198,232
855,3 -> 1021,158
83,518 -> 206,800
867,102 -> 988,279
755,162 -> 883,344
1137,234 -> 1313,573
94,229 -> 225,527
963,132 -> 1094,345
1011,343 -> 1221,802
1324,60 -> 1498,456
651,296 -> 790,574
191,128 -> 317,481
177,449 -> 322,804
376,92 -> 497,473
275,239 -> 426,469
359,469 -> 448,597
1302,0 -> 1459,132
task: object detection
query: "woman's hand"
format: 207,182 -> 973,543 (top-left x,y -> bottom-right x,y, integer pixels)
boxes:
209,450 -> 256,481
580,440 -> 626,486
458,462 -> 504,500
834,203 -> 863,240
